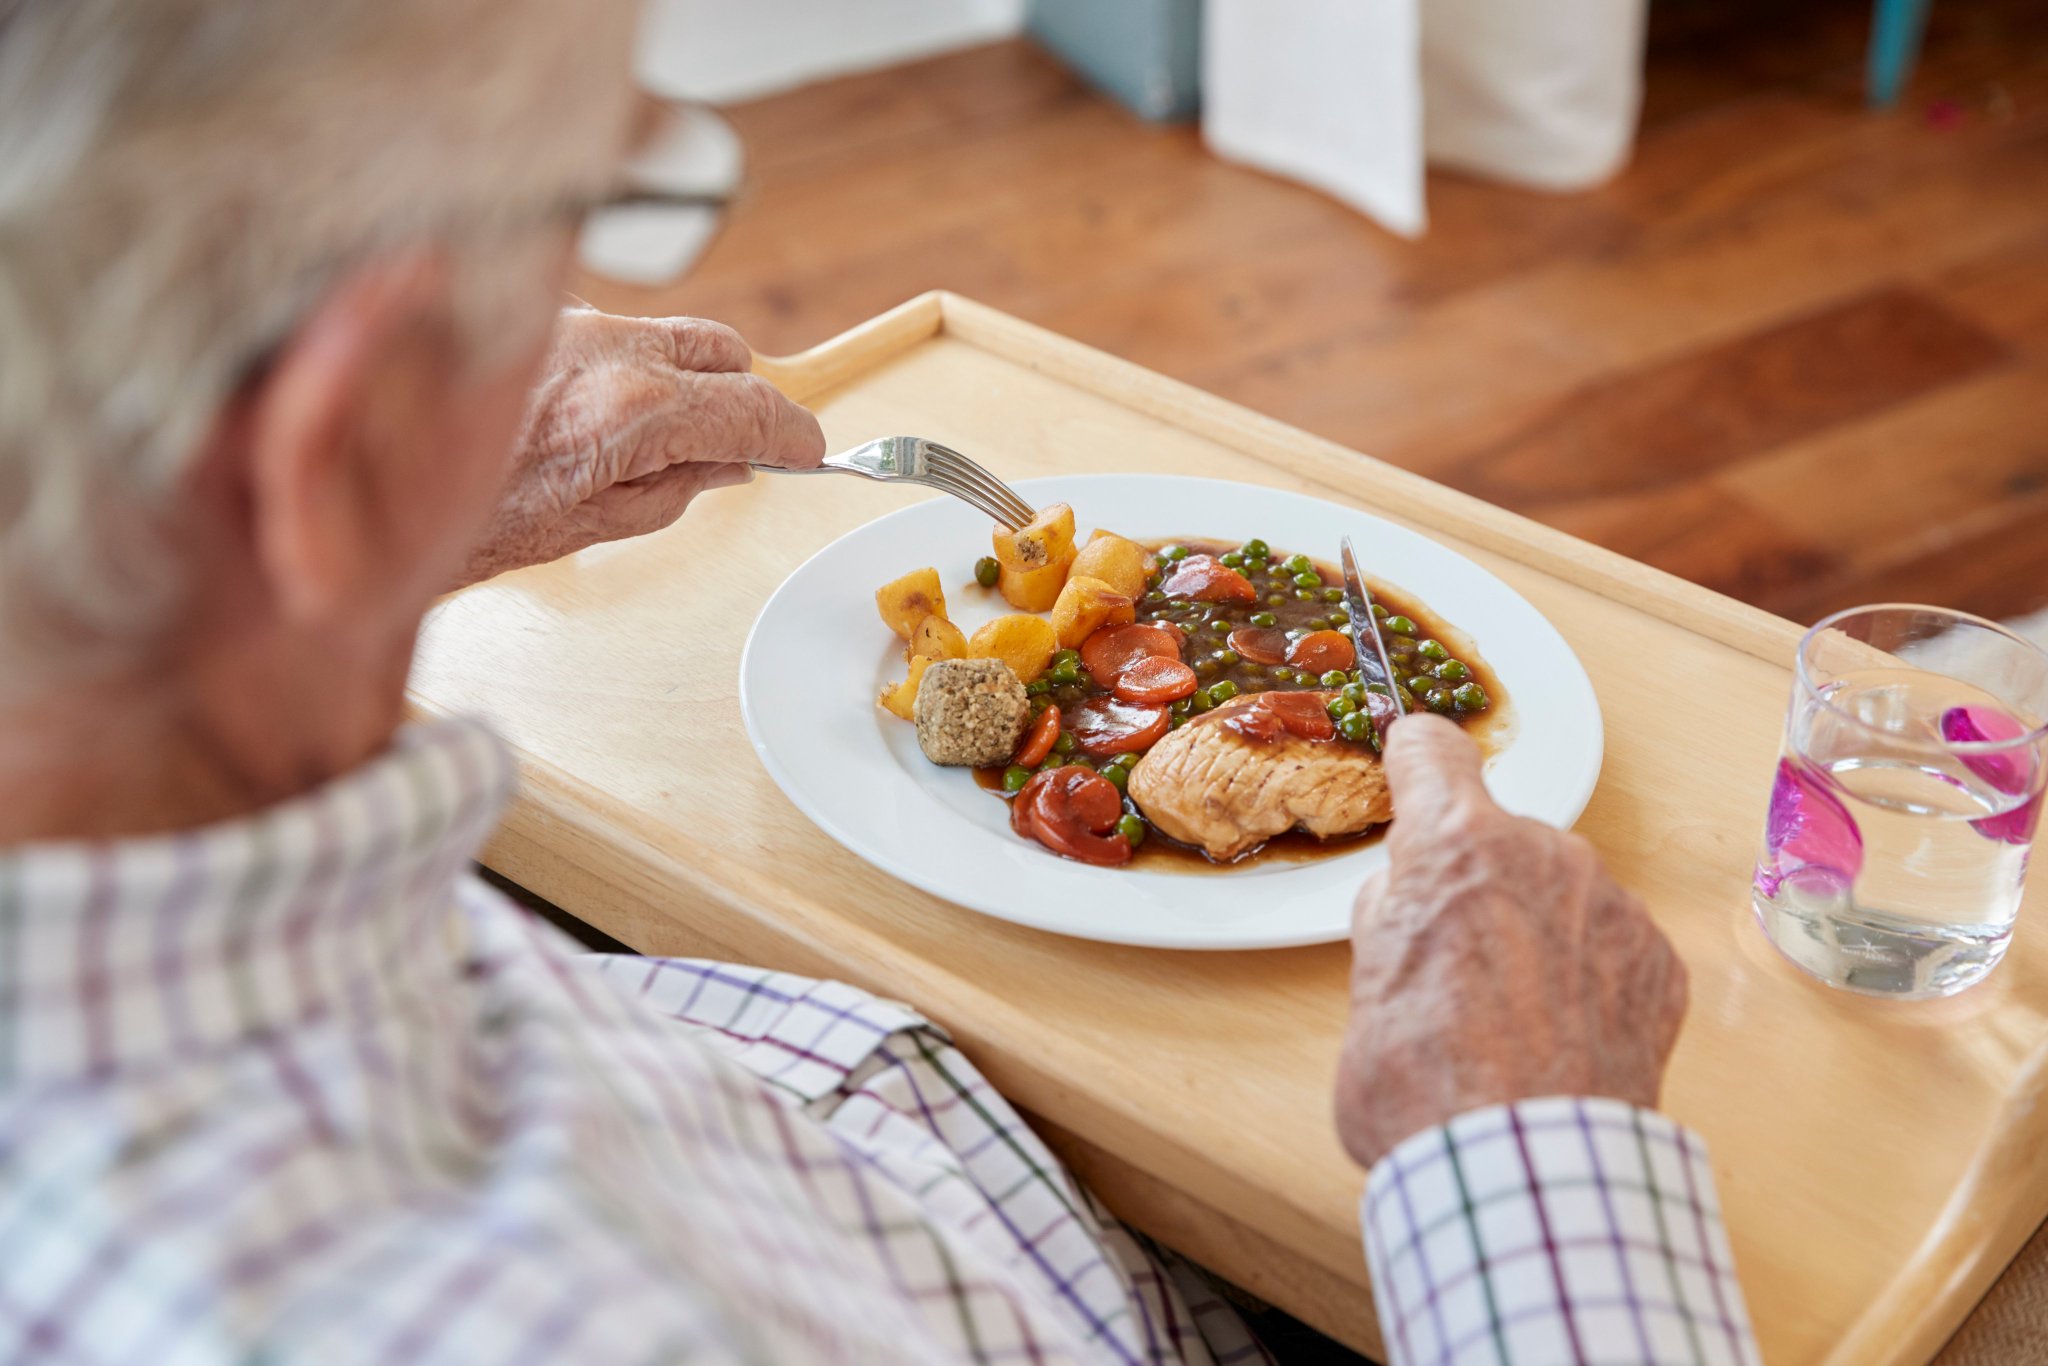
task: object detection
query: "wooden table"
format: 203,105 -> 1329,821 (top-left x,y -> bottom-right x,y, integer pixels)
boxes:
409,293 -> 2048,1364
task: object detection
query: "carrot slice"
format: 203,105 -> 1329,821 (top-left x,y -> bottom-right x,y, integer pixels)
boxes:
1065,696 -> 1171,757
1011,767 -> 1132,866
1286,630 -> 1356,676
1216,691 -> 1338,743
1157,555 -> 1257,604
1013,705 -> 1061,768
1226,627 -> 1290,666
1114,656 -> 1199,705
1080,622 -> 1182,689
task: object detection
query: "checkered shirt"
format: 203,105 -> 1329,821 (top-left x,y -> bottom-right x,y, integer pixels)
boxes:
0,720 -> 1267,1365
1363,1096 -> 1761,1366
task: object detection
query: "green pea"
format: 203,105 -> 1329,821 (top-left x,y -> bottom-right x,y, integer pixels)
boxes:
1328,696 -> 1357,719
1002,765 -> 1032,792
1282,553 -> 1313,575
1245,558 -> 1269,575
1051,648 -> 1080,666
1290,571 -> 1319,590
1417,639 -> 1449,662
1342,682 -> 1368,706
1295,589 -> 1317,601
1249,611 -> 1277,627
1049,659 -> 1080,684
1101,764 -> 1129,792
1453,682 -> 1489,711
1191,689 -> 1215,713
1145,590 -> 1167,605
1179,622 -> 1198,635
1339,710 -> 1373,743
1195,658 -> 1219,677
1306,617 -> 1331,632
1172,698 -> 1194,717
1243,538 -> 1270,559
1161,544 -> 1190,562
1266,593 -> 1285,607
1436,660 -> 1471,682
1320,670 -> 1349,688
1371,603 -> 1389,620
975,556 -> 1001,588
1322,586 -> 1346,603
1025,679 -> 1051,696
1269,668 -> 1294,684
1169,715 -> 1187,729
1364,681 -> 1391,697
1214,649 -> 1240,666
1329,608 -> 1350,626
1384,615 -> 1416,636
1219,551 -> 1245,568
1053,732 -> 1077,756
1207,680 -> 1239,704
1116,814 -> 1147,846
1112,751 -> 1142,770
1240,663 -> 1267,680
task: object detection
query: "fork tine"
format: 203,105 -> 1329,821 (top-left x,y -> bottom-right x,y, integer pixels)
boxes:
941,457 -> 1036,526
912,471 -> 1013,526
924,445 -> 1037,526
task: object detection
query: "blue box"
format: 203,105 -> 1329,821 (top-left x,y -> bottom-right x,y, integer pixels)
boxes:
1026,0 -> 1203,122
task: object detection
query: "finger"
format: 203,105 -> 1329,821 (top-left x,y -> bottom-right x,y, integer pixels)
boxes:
579,462 -> 742,542
1349,867 -> 1391,944
653,317 -> 753,374
667,371 -> 825,471
1381,712 -> 1491,831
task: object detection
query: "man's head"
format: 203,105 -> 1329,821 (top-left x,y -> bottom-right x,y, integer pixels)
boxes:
0,0 -> 640,706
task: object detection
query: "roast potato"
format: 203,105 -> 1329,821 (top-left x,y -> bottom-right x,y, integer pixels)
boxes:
878,655 -> 937,720
990,504 -> 1077,573
875,568 -> 947,640
966,613 -> 1059,683
997,557 -> 1071,612
907,614 -> 969,662
1069,532 -> 1153,601
1050,575 -> 1136,649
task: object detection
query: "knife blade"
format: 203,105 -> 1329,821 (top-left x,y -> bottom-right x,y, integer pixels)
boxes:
1340,537 -> 1407,719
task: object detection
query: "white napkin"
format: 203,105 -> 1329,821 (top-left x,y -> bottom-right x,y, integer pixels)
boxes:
1203,0 -> 1646,237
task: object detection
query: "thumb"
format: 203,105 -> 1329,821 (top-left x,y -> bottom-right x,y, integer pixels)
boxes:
1382,713 -> 1490,832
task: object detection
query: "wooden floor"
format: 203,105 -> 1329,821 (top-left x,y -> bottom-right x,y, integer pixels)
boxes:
575,0 -> 2048,628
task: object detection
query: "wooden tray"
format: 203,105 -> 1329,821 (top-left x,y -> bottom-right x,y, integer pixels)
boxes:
409,292 -> 2048,1364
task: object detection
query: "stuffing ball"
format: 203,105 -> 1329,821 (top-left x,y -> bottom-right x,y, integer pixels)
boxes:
913,659 -> 1029,766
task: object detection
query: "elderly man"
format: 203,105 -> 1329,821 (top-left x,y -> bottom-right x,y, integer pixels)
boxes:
0,2 -> 1756,1363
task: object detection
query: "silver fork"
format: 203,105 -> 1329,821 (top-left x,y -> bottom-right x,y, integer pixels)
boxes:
752,436 -> 1038,529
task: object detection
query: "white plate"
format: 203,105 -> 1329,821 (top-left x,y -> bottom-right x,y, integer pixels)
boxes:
740,475 -> 1602,949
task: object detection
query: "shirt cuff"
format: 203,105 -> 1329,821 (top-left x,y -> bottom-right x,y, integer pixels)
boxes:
1360,1096 -> 1760,1366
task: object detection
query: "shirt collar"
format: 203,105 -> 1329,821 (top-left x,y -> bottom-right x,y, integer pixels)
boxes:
0,719 -> 515,1088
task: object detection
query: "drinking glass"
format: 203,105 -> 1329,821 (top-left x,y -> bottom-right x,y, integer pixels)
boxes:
1751,605 -> 2048,999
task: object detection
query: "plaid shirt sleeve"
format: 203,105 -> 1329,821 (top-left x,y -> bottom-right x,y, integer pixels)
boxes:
1362,1097 -> 1761,1366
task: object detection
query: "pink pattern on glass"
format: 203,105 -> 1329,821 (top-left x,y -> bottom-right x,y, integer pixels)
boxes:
1754,757 -> 1864,898
1941,705 -> 2043,846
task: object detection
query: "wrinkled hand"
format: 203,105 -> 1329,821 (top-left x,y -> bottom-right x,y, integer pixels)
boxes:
460,309 -> 825,584
1334,714 -> 1688,1171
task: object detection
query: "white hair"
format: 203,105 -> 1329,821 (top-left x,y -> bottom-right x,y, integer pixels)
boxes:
0,0 -> 638,694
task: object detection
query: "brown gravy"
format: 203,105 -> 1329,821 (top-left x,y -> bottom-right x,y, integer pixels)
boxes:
971,537 -> 1508,873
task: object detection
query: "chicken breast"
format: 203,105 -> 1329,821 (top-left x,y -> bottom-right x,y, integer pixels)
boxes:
1127,692 -> 1392,861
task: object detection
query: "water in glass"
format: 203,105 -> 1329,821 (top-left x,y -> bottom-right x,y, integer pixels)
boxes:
1752,610 -> 2047,1000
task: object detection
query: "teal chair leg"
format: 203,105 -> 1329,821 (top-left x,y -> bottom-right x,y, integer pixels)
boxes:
1868,0 -> 1932,108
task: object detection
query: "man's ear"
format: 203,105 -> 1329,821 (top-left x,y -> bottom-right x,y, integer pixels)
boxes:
242,253 -> 459,623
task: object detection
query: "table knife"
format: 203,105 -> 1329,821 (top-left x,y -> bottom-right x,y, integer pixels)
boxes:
1340,537 -> 1407,718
